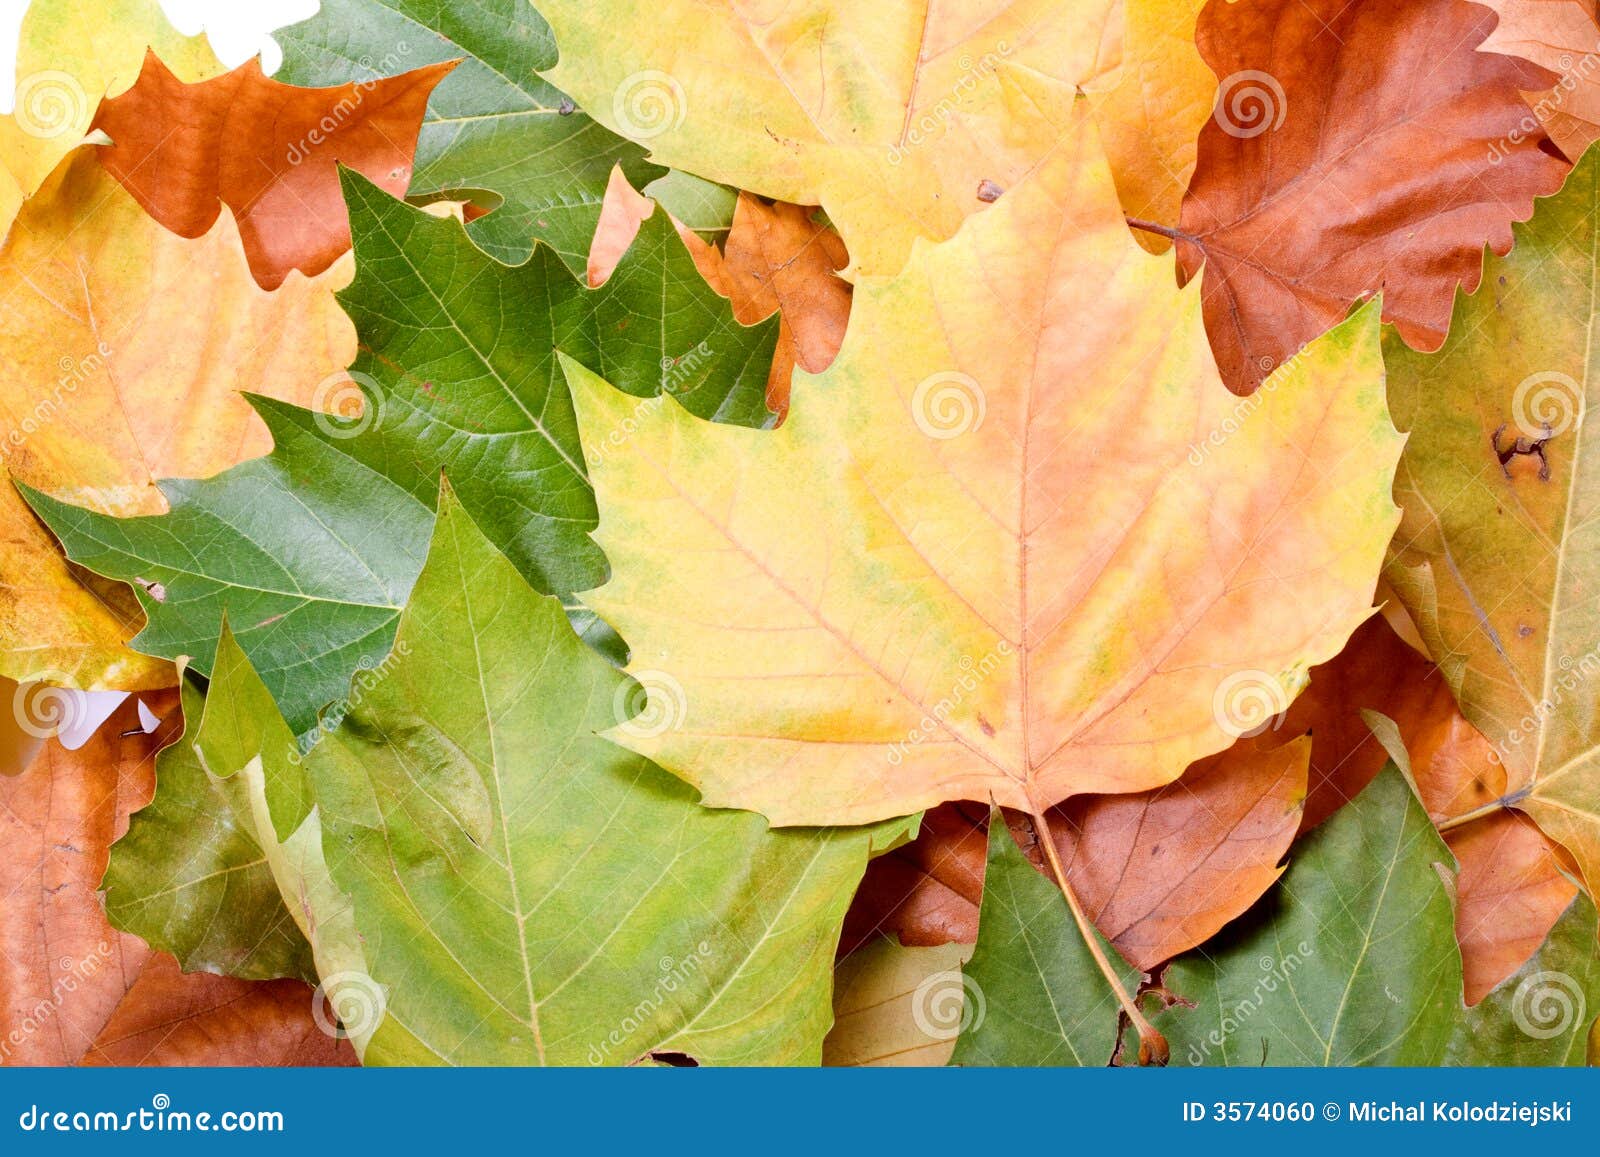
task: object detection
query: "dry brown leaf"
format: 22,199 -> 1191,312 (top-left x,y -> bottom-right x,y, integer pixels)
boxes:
94,51 -> 454,289
0,694 -> 354,1066
1282,614 -> 1577,1001
721,194 -> 850,415
1172,0 -> 1568,392
81,953 -> 355,1067
1477,0 -> 1600,159
843,737 -> 1310,971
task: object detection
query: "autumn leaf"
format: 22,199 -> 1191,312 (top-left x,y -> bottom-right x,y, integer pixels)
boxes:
1447,893 -> 1600,1065
0,693 -> 350,1067
1088,0 -> 1214,251
844,737 -> 1310,971
949,809 -> 1143,1066
1153,766 -> 1461,1065
570,109 -> 1400,826
80,953 -> 356,1067
1284,618 -> 1576,1002
1385,142 -> 1600,904
25,170 -> 776,734
538,0 -> 1119,277
104,674 -> 317,983
0,0 -> 224,239
1476,0 -> 1600,160
93,51 -> 454,289
0,148 -> 355,689
824,939 -> 973,1067
275,0 -> 663,273
188,487 -> 911,1065
1169,0 -> 1568,392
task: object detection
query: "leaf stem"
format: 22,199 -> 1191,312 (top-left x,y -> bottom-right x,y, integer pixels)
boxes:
1124,216 -> 1188,243
1028,808 -> 1169,1066
1435,788 -> 1530,833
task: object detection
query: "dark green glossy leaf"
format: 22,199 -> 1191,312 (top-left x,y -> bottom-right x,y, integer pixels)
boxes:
1156,766 -> 1461,1066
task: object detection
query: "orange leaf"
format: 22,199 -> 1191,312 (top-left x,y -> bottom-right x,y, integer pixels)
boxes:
93,52 -> 455,289
1173,0 -> 1567,392
722,194 -> 851,416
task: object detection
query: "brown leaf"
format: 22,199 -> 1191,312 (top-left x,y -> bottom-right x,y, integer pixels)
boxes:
82,954 -> 354,1067
0,695 -> 352,1066
1449,813 -> 1577,1004
721,194 -> 851,416
843,738 -> 1310,971
1476,0 -> 1600,160
1173,0 -> 1568,392
93,52 -> 455,289
1281,614 -> 1577,1001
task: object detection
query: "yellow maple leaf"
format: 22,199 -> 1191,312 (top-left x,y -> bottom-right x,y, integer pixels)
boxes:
539,0 -> 1121,279
569,108 -> 1402,828
0,150 -> 355,688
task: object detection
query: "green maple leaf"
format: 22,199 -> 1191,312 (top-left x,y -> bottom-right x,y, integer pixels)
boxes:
274,0 -> 662,272
24,173 -> 775,735
171,486 -> 909,1064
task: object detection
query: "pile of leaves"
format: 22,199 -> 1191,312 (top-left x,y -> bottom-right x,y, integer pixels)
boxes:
4,0 -> 1600,1068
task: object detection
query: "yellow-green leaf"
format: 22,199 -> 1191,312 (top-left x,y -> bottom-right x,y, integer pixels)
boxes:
569,109 -> 1402,827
